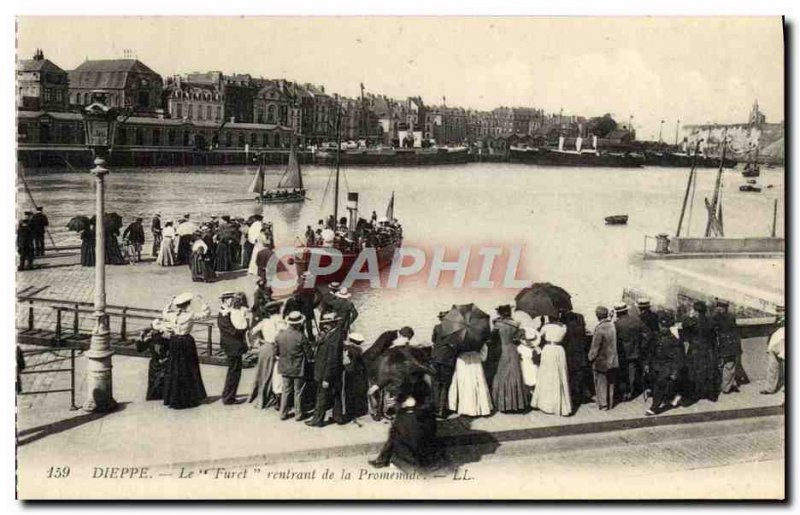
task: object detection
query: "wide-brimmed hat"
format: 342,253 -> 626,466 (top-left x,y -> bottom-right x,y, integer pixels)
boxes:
335,287 -> 352,300
175,292 -> 193,305
613,303 -> 629,314
715,298 -> 730,308
636,298 -> 651,309
328,281 -> 342,291
496,304 -> 512,317
286,311 -> 306,325
398,326 -> 414,338
523,326 -> 540,343
348,333 -> 365,345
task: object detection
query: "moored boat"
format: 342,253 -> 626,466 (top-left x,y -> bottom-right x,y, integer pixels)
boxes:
604,215 -> 629,225
314,146 -> 471,167
739,184 -> 762,193
509,146 -> 642,168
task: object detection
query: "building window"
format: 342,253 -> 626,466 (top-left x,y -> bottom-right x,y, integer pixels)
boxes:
17,123 -> 28,142
267,105 -> 277,124
262,133 -> 268,147
251,133 -> 257,147
198,104 -> 203,121
135,128 -> 144,146
183,131 -> 190,146
188,104 -> 194,120
206,106 -> 212,120
137,90 -> 149,109
152,128 -> 160,146
118,127 -> 127,146
216,106 -> 221,121
176,103 -> 183,118
167,129 -> 175,146
238,133 -> 245,147
257,109 -> 265,124
225,132 -> 232,147
61,125 -> 72,144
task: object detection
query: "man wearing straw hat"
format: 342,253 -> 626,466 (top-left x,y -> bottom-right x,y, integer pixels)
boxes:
275,311 -> 311,421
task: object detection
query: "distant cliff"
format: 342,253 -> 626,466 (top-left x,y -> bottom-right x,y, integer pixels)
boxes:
681,122 -> 784,165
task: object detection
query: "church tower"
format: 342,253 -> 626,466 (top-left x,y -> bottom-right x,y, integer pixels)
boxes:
749,99 -> 766,126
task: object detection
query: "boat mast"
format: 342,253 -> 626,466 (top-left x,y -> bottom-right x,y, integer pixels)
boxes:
704,131 -> 727,237
675,139 -> 702,237
333,104 -> 342,225
260,153 -> 265,197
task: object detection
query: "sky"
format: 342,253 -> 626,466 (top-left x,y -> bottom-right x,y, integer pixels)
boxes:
16,16 -> 784,140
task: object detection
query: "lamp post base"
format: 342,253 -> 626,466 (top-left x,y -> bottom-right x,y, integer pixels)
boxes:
82,321 -> 118,413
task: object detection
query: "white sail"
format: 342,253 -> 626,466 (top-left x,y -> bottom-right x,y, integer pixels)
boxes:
248,164 -> 265,194
276,148 -> 303,190
575,137 -> 583,153
385,191 -> 395,220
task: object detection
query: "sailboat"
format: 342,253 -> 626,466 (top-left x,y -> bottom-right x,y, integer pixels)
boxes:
248,146 -> 306,204
741,145 -> 761,178
293,111 -> 402,283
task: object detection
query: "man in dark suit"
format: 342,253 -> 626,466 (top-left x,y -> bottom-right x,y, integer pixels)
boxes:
31,206 -> 49,257
614,302 -> 651,401
17,212 -> 35,271
431,311 -> 456,418
217,295 -> 250,405
561,309 -> 590,407
306,313 -> 346,427
276,312 -> 310,420
331,287 -> 359,332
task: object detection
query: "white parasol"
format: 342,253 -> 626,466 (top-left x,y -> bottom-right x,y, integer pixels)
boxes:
247,221 -> 264,244
176,221 -> 199,236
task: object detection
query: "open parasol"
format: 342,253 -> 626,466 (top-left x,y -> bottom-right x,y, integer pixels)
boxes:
514,282 -> 573,318
247,221 -> 264,243
176,220 -> 199,236
66,215 -> 91,232
440,303 -> 491,353
246,214 -> 263,225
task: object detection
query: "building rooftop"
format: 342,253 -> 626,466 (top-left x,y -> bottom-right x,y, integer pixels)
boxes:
69,59 -> 161,89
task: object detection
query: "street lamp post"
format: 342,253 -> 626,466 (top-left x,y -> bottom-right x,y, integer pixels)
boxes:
81,90 -> 119,413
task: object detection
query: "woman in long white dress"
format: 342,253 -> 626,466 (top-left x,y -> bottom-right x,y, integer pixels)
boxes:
247,230 -> 269,276
531,323 -> 572,416
448,344 -> 493,417
156,222 -> 177,266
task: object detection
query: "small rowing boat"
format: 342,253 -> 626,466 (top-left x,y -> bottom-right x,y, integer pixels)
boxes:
604,215 -> 629,225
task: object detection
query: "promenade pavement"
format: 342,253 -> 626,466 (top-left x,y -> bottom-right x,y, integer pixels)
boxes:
17,332 -> 783,480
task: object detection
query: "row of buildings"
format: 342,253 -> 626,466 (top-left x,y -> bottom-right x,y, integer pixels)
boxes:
17,49 -> 602,151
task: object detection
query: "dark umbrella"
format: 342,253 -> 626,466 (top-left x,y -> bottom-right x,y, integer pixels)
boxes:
246,214 -> 264,225
104,212 -> 123,232
66,215 -> 91,232
440,303 -> 491,353
514,282 -> 573,318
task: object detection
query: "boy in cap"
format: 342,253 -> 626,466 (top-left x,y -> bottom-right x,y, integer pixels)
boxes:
588,306 -> 618,410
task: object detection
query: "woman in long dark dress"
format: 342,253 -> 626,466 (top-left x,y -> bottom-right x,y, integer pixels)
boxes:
190,240 -> 216,283
215,234 -> 233,272
681,301 -> 719,403
105,227 -> 127,265
136,325 -> 170,400
342,333 -> 370,421
490,306 -> 529,412
161,293 -> 211,409
80,224 -> 96,267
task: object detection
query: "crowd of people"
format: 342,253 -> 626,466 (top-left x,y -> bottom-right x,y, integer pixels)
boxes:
303,211 -> 403,253
135,272 -> 785,472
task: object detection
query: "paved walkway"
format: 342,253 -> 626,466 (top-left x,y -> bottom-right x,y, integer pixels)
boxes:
17,334 -> 784,480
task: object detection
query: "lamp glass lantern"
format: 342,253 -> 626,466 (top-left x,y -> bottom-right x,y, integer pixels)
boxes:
83,90 -> 118,155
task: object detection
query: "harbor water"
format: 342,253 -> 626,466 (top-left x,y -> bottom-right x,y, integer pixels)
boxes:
20,163 -> 786,341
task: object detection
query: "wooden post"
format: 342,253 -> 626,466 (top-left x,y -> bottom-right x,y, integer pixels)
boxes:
69,348 -> 78,410
28,300 -> 34,331
120,307 -> 128,341
772,198 -> 778,237
54,308 -> 62,342
73,304 -> 80,336
207,325 -> 213,356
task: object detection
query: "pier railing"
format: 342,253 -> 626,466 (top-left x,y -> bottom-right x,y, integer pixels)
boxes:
17,346 -> 80,410
16,293 -> 228,366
